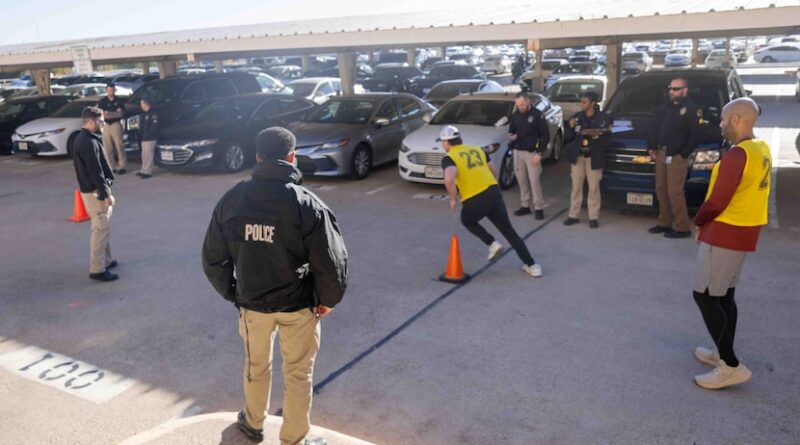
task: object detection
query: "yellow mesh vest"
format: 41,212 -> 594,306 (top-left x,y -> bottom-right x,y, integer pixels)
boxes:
446,145 -> 498,202
706,139 -> 771,226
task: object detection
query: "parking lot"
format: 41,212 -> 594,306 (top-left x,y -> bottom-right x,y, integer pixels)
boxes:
0,67 -> 799,444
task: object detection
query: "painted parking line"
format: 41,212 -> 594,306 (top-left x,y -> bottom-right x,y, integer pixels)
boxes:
366,185 -> 392,195
0,345 -> 136,404
305,184 -> 338,192
3,159 -> 42,166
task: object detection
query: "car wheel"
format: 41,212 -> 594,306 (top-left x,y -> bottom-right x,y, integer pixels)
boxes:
762,56 -> 775,63
221,142 -> 246,173
66,132 -> 79,158
549,131 -> 563,163
498,149 -> 516,190
350,144 -> 372,180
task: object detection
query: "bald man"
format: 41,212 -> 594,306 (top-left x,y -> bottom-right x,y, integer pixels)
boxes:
691,98 -> 770,390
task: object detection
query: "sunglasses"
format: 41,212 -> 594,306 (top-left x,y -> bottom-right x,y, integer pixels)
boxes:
668,86 -> 687,91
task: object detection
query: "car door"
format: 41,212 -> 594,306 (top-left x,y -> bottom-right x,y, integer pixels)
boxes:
369,98 -> 405,165
396,96 -> 427,136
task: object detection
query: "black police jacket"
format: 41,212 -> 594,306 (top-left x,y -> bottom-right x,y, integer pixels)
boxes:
139,110 -> 159,142
508,106 -> 549,153
72,129 -> 114,200
647,97 -> 703,158
563,108 -> 612,170
202,160 -> 348,313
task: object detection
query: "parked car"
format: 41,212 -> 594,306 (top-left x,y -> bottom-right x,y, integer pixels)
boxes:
0,95 -> 73,155
399,92 -> 563,189
753,44 -> 800,63
621,52 -> 653,73
705,50 -> 738,68
421,57 -> 445,72
372,52 -> 408,66
449,53 -> 483,66
545,62 -> 604,89
123,72 -> 262,153
289,93 -> 434,179
54,83 -> 109,99
251,72 -> 287,93
569,50 -> 597,63
265,65 -> 304,82
52,73 -> 107,86
111,73 -> 159,95
602,68 -> 748,210
361,64 -> 423,93
10,75 -> 34,87
543,75 -> 608,120
422,79 -> 504,108
407,63 -> 484,97
519,59 -> 569,91
287,78 -> 341,104
481,55 -> 513,74
664,49 -> 692,67
155,94 -> 315,173
302,64 -> 373,81
11,98 -> 97,157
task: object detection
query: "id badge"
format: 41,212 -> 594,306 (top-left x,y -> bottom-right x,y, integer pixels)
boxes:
666,156 -> 672,165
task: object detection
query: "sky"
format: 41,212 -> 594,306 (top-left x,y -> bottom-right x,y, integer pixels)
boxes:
0,0 -> 524,46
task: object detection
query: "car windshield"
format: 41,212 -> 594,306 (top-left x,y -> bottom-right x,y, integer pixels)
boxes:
545,81 -> 603,102
427,83 -> 480,99
132,80 -> 183,105
289,83 -> 317,97
542,61 -> 563,70
553,64 -> 593,75
51,101 -> 90,118
0,102 -> 23,119
430,65 -> 476,77
606,78 -> 726,122
429,100 -> 513,126
305,100 -> 375,124
371,67 -> 418,79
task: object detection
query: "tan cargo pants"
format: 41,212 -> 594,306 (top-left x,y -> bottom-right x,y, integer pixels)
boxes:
239,307 -> 321,445
102,121 -> 127,170
513,149 -> 545,210
80,193 -> 113,274
654,150 -> 691,232
569,157 -> 603,220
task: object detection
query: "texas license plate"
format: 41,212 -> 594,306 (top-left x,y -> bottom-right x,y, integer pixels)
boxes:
626,192 -> 653,206
17,142 -> 28,151
161,150 -> 174,161
425,166 -> 444,179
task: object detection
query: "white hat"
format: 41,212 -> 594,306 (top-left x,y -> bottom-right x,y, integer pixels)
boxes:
437,125 -> 461,142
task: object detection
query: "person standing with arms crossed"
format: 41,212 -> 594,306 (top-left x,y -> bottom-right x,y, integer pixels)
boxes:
647,77 -> 703,239
136,99 -> 158,179
441,125 -> 542,278
563,92 -> 611,229
97,84 -> 128,174
509,92 -> 550,220
72,107 -> 118,282
691,98 -> 769,390
203,127 -> 347,445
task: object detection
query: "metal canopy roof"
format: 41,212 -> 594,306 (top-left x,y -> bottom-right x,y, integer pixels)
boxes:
1,0 -> 798,70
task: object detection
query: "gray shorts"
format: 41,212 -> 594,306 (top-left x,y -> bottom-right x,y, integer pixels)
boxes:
695,242 -> 747,297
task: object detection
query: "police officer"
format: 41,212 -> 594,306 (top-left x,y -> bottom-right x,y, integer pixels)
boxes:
441,125 -> 542,278
136,99 -> 158,179
509,92 -> 550,220
97,84 -> 127,174
72,107 -> 118,282
647,76 -> 703,239
563,92 -> 611,228
202,127 -> 347,445
691,98 -> 768,390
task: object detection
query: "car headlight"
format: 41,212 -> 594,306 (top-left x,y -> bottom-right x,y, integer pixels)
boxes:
692,150 -> 721,170
127,115 -> 140,129
186,138 -> 219,147
320,138 -> 350,150
42,128 -> 66,136
482,143 -> 501,154
400,143 -> 411,153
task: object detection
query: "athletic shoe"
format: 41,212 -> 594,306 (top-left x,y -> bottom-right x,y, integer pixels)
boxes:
534,209 -> 544,220
563,217 -> 579,226
648,225 -> 670,234
237,411 -> 264,442
694,361 -> 752,390
523,264 -> 543,278
138,173 -> 152,179
89,271 -> 118,282
694,346 -> 720,366
665,229 -> 692,239
589,220 -> 599,229
487,241 -> 504,261
116,168 -> 127,175
514,207 -> 532,216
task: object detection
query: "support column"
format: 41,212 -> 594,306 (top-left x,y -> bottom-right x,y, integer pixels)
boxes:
32,68 -> 51,96
142,61 -> 151,75
157,60 -> 177,79
691,38 -> 699,68
437,47 -> 446,58
605,42 -> 622,99
301,55 -> 312,72
337,52 -> 357,96
527,39 -> 544,93
215,60 -> 223,73
407,48 -> 416,67
367,51 -> 375,66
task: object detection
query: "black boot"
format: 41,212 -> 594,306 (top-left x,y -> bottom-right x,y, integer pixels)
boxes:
513,207 -> 531,216
236,411 -> 264,443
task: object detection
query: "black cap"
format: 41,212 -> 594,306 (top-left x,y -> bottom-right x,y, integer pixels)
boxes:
256,127 -> 296,160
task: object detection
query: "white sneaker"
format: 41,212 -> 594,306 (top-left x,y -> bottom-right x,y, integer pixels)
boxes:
694,346 -> 720,366
487,241 -> 504,261
523,264 -> 542,278
694,360 -> 752,390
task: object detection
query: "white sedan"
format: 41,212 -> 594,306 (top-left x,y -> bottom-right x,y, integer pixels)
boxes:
399,92 -> 563,189
705,50 -> 738,68
753,44 -> 800,63
11,98 -> 96,157
287,77 -> 342,104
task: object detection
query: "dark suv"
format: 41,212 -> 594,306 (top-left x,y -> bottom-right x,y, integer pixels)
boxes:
123,72 -> 261,152
406,63 -> 484,97
602,68 -> 748,209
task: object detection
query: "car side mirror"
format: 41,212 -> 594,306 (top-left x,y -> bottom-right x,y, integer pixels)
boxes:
422,114 -> 432,124
374,117 -> 390,128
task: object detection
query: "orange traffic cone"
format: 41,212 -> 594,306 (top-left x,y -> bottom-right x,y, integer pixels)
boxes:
439,235 -> 471,284
68,189 -> 90,222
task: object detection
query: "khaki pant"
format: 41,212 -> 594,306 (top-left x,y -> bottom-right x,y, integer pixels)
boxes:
140,140 -> 156,175
81,193 -> 113,274
655,150 -> 691,232
569,157 -> 603,220
102,121 -> 126,170
239,307 -> 320,445
513,150 -> 544,210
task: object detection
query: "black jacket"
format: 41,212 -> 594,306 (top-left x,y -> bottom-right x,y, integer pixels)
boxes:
202,160 -> 348,313
139,110 -> 159,142
508,106 -> 549,153
72,129 -> 114,200
647,97 -> 703,158
563,108 -> 612,170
